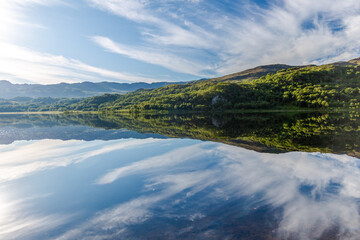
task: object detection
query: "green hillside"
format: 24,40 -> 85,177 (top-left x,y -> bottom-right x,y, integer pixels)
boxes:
65,59 -> 360,112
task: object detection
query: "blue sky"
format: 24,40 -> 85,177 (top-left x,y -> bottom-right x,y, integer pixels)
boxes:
0,0 -> 360,84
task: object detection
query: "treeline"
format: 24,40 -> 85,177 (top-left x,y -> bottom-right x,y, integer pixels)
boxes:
0,97 -> 82,112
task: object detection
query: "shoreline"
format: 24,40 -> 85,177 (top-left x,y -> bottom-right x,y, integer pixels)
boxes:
0,108 -> 357,115
0,111 -> 64,115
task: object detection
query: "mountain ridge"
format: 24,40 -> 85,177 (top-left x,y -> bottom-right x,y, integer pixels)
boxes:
204,64 -> 296,83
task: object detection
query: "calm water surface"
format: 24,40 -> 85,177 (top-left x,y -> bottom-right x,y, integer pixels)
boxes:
1,113 -> 360,240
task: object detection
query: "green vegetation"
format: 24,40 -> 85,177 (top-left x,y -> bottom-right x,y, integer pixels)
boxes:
0,97 -> 81,112
66,62 -> 360,112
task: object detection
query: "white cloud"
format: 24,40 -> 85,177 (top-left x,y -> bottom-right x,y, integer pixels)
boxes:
88,0 -> 360,77
88,0 -> 218,76
87,0 -> 215,48
0,42 -> 162,84
215,0 -> 360,74
92,36 -> 209,76
0,0 -> 64,41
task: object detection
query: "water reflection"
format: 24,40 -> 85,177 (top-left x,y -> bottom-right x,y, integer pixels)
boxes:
1,138 -> 360,239
1,111 -> 360,157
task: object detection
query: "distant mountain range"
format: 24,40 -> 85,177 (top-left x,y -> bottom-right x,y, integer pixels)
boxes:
0,64 -> 310,100
0,80 -> 182,99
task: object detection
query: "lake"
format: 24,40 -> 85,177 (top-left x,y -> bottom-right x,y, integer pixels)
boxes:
1,112 -> 360,240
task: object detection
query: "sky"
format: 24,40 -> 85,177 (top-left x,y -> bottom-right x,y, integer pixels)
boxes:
0,0 -> 360,84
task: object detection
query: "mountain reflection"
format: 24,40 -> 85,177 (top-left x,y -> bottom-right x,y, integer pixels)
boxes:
0,138 -> 360,239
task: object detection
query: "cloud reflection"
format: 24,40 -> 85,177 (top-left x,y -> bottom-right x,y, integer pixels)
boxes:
2,138 -> 360,239
0,194 -> 72,240
0,138 -> 163,184
96,142 -> 212,184
55,141 -> 360,239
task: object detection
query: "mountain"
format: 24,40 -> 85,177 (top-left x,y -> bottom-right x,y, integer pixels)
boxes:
348,57 -> 360,64
0,80 -> 182,99
1,57 -> 360,112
